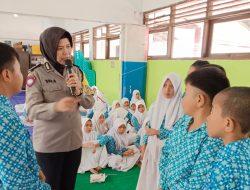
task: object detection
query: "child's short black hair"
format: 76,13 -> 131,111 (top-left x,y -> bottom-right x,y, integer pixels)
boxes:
0,42 -> 19,73
191,60 -> 210,69
185,67 -> 230,102
219,87 -> 250,134
203,64 -> 226,75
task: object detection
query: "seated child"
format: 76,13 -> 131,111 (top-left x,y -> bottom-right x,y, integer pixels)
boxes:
121,97 -> 130,110
101,118 -> 140,172
129,100 -> 136,114
91,86 -> 109,113
78,118 -> 109,174
131,90 -> 142,103
92,110 -> 109,135
131,100 -> 147,132
205,87 -> 250,189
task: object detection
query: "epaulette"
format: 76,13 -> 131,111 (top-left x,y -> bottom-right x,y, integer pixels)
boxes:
28,64 -> 42,73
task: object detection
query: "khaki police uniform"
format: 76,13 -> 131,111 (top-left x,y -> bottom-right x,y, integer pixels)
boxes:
26,62 -> 94,153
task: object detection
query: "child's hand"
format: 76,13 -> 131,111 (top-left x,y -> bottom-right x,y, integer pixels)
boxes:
82,142 -> 95,148
145,127 -> 159,136
39,170 -> 46,182
123,149 -> 135,157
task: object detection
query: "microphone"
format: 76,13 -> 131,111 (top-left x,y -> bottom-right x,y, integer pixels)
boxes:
65,59 -> 76,96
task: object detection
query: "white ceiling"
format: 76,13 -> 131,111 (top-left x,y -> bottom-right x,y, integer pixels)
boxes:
0,0 -> 181,44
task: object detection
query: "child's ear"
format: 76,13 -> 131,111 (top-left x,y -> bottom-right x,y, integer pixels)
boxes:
1,69 -> 11,82
197,93 -> 205,108
224,117 -> 235,133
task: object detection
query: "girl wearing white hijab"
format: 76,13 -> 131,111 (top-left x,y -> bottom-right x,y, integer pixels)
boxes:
107,100 -> 130,128
92,110 -> 109,135
136,73 -> 184,190
129,100 -> 136,114
131,90 -> 142,103
131,100 -> 147,132
121,98 -> 130,110
106,118 -> 140,172
109,100 -> 121,114
91,86 -> 109,113
78,118 -> 109,174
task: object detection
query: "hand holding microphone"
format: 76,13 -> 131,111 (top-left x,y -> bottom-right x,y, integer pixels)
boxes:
65,59 -> 82,96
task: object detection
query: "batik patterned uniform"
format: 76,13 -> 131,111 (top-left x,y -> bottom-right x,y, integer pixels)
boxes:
0,95 -> 50,190
98,135 -> 128,155
204,138 -> 250,190
159,115 -> 222,190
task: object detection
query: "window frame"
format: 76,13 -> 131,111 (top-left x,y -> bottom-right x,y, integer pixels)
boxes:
93,24 -> 121,60
144,0 -> 250,60
72,30 -> 90,59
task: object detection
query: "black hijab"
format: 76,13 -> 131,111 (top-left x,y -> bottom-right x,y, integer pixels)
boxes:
40,27 -> 73,75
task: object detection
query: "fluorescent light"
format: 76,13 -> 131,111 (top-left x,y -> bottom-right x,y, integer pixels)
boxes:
13,14 -> 19,18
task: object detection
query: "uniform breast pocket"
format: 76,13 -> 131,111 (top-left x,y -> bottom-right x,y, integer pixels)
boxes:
43,85 -> 65,102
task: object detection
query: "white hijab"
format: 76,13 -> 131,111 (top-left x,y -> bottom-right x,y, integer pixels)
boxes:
91,86 -> 108,112
81,117 -> 98,142
131,90 -> 141,103
92,110 -> 108,135
129,99 -> 136,114
108,107 -> 129,128
110,100 -> 120,111
148,72 -> 184,159
107,118 -> 129,150
133,100 -> 147,126
121,98 -> 130,110
137,73 -> 183,190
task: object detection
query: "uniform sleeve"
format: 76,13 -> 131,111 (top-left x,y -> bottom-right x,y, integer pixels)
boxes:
140,134 -> 149,146
159,143 -> 169,189
97,134 -> 111,147
169,138 -> 222,190
0,112 -> 50,190
134,135 -> 141,148
131,116 -> 141,132
158,125 -> 171,140
26,71 -> 59,121
79,95 -> 95,109
97,135 -> 128,155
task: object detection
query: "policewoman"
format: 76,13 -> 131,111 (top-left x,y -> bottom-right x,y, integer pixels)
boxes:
26,27 -> 94,190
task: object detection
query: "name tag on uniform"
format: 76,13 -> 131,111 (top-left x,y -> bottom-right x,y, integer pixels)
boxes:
45,79 -> 57,84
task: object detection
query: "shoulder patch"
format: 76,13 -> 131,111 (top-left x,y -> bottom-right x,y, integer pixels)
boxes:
26,75 -> 36,87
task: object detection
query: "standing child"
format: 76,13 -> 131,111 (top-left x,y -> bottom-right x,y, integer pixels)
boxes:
159,67 -> 230,190
188,60 -> 210,74
137,73 -> 183,190
205,87 -> 250,189
78,118 -> 108,174
0,42 -> 50,189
